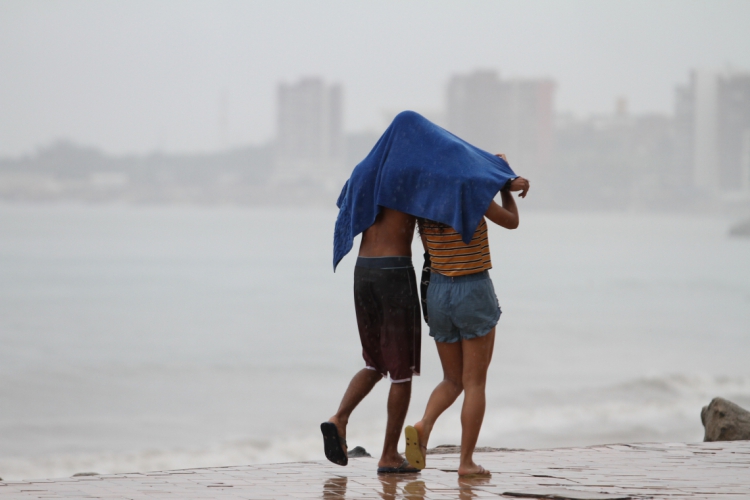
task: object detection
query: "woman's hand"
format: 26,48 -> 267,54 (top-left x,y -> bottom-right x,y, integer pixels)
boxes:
495,154 -> 530,198
507,177 -> 530,198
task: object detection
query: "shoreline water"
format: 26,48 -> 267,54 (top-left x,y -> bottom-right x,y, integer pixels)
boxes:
1,206 -> 748,481
0,372 -> 747,481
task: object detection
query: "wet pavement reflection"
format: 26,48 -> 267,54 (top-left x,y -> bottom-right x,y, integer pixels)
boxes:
322,475 -> 348,499
457,475 -> 493,500
378,474 -> 425,499
0,442 -> 747,499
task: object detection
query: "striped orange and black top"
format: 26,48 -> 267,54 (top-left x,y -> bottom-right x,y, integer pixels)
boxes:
420,218 -> 492,277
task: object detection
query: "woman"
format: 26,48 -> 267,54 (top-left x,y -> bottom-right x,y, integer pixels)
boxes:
405,165 -> 529,477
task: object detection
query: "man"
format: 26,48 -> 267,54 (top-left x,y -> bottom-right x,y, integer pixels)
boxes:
321,207 -> 421,473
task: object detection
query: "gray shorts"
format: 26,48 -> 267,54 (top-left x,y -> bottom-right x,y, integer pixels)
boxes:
426,270 -> 501,343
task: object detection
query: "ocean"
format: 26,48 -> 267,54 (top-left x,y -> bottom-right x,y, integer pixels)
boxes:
0,204 -> 748,480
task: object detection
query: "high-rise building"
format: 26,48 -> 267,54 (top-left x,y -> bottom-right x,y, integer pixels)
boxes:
673,81 -> 695,189
693,71 -> 720,191
447,70 -> 505,153
718,73 -> 750,192
446,70 -> 555,178
675,70 -> 750,194
275,78 -> 343,182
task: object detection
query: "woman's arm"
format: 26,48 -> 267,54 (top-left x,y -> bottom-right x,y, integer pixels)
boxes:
485,175 -> 530,230
485,192 -> 519,229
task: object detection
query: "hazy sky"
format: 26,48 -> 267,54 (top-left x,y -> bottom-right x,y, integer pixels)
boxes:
1,0 -> 749,156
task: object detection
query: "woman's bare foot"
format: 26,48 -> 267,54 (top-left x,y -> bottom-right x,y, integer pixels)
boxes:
413,421 -> 430,455
458,464 -> 491,477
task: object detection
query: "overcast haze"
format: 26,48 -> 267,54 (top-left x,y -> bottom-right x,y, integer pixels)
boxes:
2,1 -> 750,481
1,0 -> 750,156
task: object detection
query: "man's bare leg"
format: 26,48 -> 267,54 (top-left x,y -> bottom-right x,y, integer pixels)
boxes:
379,380 -> 412,468
328,368 -> 383,454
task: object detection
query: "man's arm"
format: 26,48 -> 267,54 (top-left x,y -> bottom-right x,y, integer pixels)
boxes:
419,229 -> 428,253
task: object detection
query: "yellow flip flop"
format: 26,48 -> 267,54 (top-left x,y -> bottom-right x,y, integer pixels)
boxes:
404,425 -> 425,470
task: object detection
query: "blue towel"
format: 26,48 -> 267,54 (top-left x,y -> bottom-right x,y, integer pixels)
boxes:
333,110 -> 517,270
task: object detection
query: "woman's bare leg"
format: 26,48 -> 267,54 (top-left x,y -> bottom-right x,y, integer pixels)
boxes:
413,341 -> 464,450
458,328 -> 496,475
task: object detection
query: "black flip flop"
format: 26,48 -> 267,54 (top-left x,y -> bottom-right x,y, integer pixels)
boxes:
320,422 -> 348,466
377,459 -> 420,474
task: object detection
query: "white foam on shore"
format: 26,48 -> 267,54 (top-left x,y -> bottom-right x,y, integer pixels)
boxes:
2,373 -> 747,481
0,435 -> 323,481
420,373 -> 750,449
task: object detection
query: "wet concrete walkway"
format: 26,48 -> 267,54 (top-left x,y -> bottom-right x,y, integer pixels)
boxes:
1,441 -> 748,499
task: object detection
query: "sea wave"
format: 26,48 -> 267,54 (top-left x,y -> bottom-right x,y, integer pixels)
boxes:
0,434 -> 325,481
2,373 -> 747,481
450,373 -> 750,449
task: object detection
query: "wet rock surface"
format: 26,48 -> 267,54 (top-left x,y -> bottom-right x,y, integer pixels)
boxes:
702,397 -> 750,441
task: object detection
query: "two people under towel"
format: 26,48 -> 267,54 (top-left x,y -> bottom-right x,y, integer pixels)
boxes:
321,111 -> 530,476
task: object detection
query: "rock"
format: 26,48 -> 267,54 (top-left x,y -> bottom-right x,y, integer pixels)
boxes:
347,446 -> 371,458
71,472 -> 99,477
701,397 -> 750,442
729,218 -> 750,237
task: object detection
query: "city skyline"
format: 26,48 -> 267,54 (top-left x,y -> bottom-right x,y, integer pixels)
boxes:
3,65 -> 749,210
